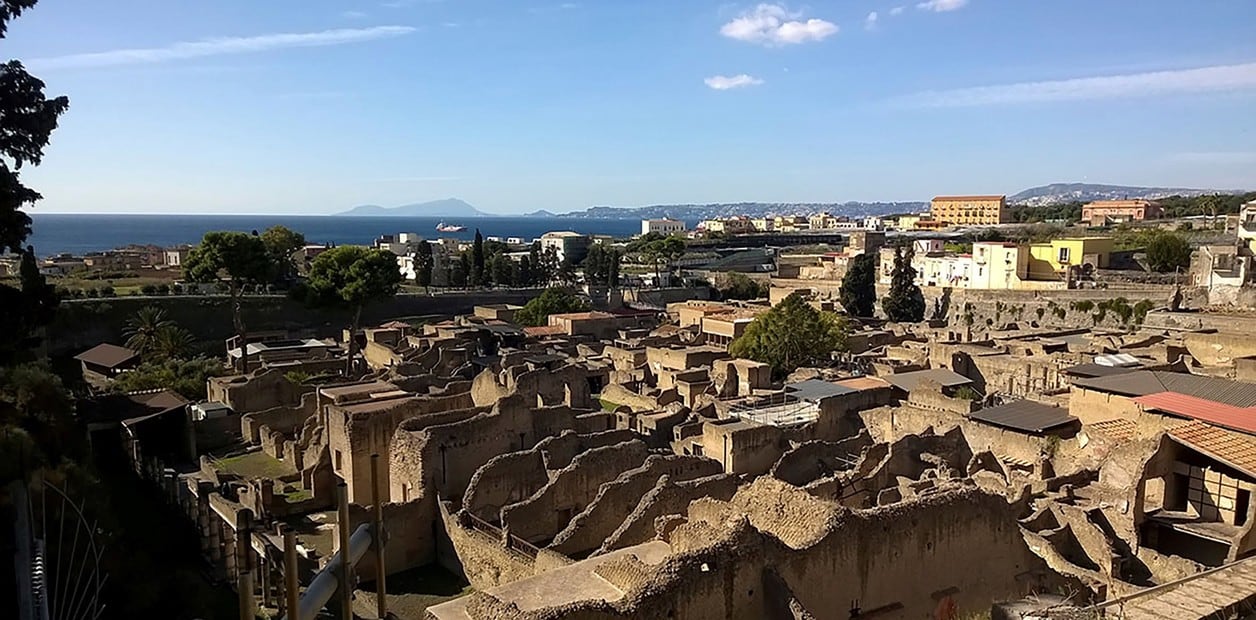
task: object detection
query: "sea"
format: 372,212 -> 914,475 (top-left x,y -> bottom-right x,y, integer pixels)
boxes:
26,214 -> 680,256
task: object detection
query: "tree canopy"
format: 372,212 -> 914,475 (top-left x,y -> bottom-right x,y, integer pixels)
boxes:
729,292 -> 850,377
1145,231 -> 1192,273
414,240 -> 434,290
881,246 -> 925,322
305,245 -> 403,313
260,225 -> 306,282
184,231 -> 271,371
839,253 -> 877,318
717,272 -> 766,300
0,0 -> 67,365
515,287 -> 590,327
583,244 -> 622,287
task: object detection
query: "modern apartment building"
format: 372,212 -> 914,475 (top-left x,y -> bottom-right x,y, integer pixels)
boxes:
1081,200 -> 1162,226
641,219 -> 686,236
930,195 -> 1010,226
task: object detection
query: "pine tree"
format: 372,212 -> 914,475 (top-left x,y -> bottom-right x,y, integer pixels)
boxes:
415,240 -> 434,292
839,253 -> 877,318
881,246 -> 925,322
471,228 -> 485,287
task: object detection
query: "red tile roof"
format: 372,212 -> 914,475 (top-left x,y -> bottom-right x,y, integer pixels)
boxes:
1086,419 -> 1139,442
1134,392 -> 1256,435
1169,421 -> 1256,477
523,325 -> 565,337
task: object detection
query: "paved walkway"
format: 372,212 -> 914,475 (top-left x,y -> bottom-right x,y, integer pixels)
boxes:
1092,556 -> 1256,620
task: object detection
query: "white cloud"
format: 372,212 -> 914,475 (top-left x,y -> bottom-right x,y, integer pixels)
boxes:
720,4 -> 838,46
704,74 -> 764,90
865,11 -> 878,30
896,62 -> 1256,107
917,0 -> 968,12
889,6 -> 905,16
342,10 -> 369,19
29,26 -> 416,70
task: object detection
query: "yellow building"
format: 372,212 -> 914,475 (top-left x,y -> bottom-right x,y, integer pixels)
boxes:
930,195 -> 1010,226
1026,237 -> 1113,280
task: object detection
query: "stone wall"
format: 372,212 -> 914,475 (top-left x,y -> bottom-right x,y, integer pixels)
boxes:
500,441 -> 651,545
716,481 -> 1068,619
548,455 -> 723,557
597,473 -> 740,555
1183,331 -> 1256,367
240,392 -> 317,443
534,429 -> 639,470
47,290 -> 544,356
330,390 -> 477,504
462,450 -> 549,524
770,433 -> 874,487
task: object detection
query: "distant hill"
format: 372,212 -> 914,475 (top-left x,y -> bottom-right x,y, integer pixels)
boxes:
1009,183 -> 1246,207
538,201 -> 925,220
335,198 -> 489,217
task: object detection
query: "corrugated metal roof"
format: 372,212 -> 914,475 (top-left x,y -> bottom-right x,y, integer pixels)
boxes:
74,343 -> 138,369
883,368 -> 973,393
1062,363 -> 1140,379
969,400 -> 1077,434
785,379 -> 855,403
1133,392 -> 1256,435
1169,421 -> 1256,477
1072,371 -> 1256,407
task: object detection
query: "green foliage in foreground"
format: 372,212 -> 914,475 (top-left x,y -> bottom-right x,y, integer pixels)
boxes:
515,287 -> 590,327
111,356 -> 226,401
730,292 -> 851,377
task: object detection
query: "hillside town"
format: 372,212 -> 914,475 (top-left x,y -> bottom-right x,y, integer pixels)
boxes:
7,189 -> 1256,619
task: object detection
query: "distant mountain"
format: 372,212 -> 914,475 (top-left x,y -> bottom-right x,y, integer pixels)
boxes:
525,209 -> 558,218
1009,183 -> 1247,207
335,198 -> 489,218
539,201 -> 925,220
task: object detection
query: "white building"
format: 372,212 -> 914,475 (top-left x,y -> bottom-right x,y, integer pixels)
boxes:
540,231 -> 592,264
641,219 -> 686,236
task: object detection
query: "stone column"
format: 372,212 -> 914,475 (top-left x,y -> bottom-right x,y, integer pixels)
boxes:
222,522 -> 237,581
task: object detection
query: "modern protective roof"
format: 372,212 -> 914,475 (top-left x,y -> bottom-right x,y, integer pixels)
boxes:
74,343 -> 139,369
968,400 -> 1078,434
1133,392 -> 1256,435
1169,421 -> 1256,478
1062,363 -> 1140,379
1072,371 -> 1256,408
785,379 -> 856,403
883,368 -> 973,393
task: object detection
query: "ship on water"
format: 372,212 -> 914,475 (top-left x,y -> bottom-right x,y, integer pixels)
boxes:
435,222 -> 466,233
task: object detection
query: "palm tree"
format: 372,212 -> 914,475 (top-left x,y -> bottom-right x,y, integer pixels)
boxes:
123,306 -> 173,355
152,325 -> 195,361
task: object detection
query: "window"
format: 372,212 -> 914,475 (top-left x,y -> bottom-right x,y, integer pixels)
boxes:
1057,247 -> 1071,263
335,449 -> 343,470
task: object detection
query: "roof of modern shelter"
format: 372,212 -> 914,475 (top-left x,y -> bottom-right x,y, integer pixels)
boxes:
74,343 -> 139,369
1133,392 -> 1256,435
785,379 -> 856,403
969,400 -> 1078,434
883,369 -> 973,393
1074,371 -> 1256,407
1168,421 -> 1256,478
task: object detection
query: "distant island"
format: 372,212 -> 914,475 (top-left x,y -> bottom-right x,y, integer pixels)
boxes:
335,198 -> 491,218
333,182 -> 1249,220
529,201 -> 928,220
1008,183 -> 1247,207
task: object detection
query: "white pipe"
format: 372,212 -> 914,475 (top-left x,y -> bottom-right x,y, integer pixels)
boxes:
287,524 -> 373,620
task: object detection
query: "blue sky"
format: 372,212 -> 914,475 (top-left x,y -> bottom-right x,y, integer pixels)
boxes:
9,0 -> 1256,215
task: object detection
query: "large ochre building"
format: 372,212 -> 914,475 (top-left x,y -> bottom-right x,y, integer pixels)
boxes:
930,195 -> 1010,226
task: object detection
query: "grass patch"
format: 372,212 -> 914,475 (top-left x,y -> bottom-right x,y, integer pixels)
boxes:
599,397 -> 621,412
213,450 -> 296,480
